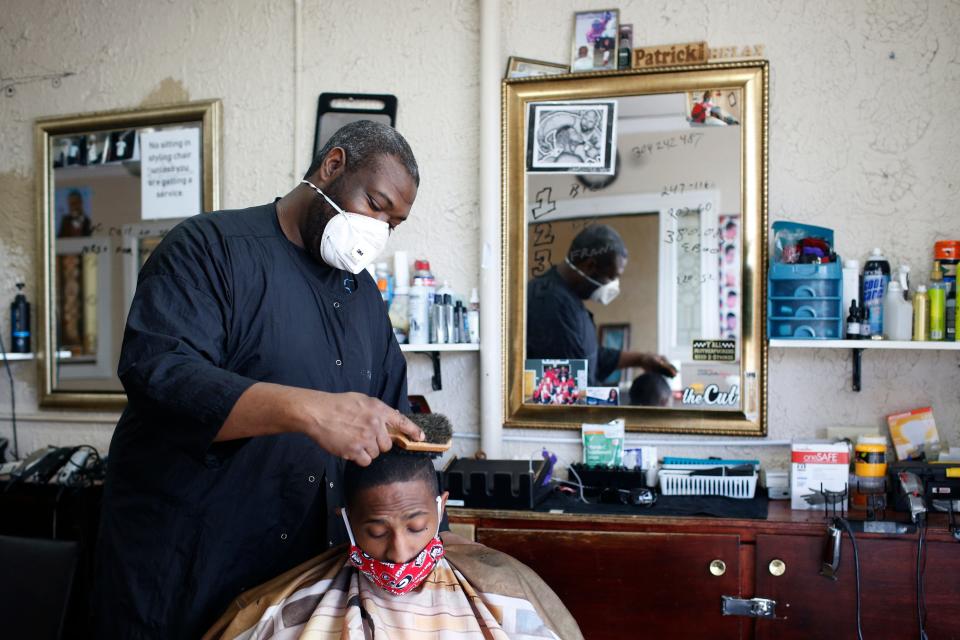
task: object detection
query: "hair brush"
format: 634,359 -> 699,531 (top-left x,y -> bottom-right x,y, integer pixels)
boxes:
391,413 -> 453,455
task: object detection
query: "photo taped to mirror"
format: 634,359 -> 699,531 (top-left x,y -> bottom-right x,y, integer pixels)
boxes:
526,101 -> 617,174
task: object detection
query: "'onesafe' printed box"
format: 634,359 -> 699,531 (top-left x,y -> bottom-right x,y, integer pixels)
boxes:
791,441 -> 849,510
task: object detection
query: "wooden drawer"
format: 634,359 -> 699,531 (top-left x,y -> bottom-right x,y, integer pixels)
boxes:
478,528 -> 743,640
754,533 -> 926,639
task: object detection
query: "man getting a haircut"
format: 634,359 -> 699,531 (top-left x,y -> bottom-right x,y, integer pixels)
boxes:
204,451 -> 583,639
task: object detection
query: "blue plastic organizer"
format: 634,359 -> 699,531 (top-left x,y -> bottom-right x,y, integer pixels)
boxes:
768,261 -> 843,339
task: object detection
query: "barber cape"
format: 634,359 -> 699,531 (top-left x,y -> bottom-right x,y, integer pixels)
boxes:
203,542 -> 583,640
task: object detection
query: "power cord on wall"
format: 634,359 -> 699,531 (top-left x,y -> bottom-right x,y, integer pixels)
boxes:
0,330 -> 18,460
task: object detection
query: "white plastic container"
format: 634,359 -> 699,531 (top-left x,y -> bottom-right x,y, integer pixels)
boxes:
883,280 -> 913,341
467,287 -> 480,344
658,470 -> 758,499
408,282 -> 431,344
389,287 -> 409,344
842,259 -> 861,309
898,263 -> 911,301
393,251 -> 409,290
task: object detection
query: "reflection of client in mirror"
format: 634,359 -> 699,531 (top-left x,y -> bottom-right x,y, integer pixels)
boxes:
526,224 -> 678,386
630,373 -> 671,407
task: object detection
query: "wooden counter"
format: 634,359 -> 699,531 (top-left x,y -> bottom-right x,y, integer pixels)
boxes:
449,502 -> 960,640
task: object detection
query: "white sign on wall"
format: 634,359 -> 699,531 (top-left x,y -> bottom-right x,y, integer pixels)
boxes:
140,128 -> 201,220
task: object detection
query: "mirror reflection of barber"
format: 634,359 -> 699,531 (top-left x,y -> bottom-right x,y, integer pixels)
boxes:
526,224 -> 677,387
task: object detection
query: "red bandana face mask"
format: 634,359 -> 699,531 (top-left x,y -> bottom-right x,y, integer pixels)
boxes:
341,496 -> 445,596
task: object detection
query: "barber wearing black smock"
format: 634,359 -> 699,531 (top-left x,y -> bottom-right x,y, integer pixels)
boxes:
526,224 -> 677,386
93,121 -> 428,638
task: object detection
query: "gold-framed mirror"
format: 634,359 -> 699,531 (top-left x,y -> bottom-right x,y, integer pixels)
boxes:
35,100 -> 222,408
502,61 -> 767,435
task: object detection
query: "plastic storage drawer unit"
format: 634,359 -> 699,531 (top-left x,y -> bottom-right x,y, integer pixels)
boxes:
768,261 -> 843,339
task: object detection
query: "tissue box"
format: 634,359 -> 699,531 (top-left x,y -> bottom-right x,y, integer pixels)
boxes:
791,441 -> 849,510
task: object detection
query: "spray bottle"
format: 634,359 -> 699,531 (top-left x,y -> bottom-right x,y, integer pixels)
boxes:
897,264 -> 911,302
10,283 -> 30,353
863,249 -> 891,336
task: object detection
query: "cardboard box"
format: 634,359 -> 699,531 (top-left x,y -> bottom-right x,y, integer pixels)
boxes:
887,407 -> 940,460
790,441 -> 850,510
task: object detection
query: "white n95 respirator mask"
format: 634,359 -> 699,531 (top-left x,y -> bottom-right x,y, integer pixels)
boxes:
565,257 -> 621,305
301,179 -> 390,274
589,278 -> 620,305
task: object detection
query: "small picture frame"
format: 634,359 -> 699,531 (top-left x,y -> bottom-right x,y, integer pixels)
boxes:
505,56 -> 569,79
526,101 -> 618,174
571,9 -> 619,73
617,24 -> 633,70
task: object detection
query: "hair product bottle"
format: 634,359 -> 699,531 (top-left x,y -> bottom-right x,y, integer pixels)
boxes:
467,287 -> 480,344
842,259 -> 861,308
930,263 -> 946,341
10,282 -> 30,353
845,300 -> 862,340
408,279 -> 430,345
913,285 -> 929,342
883,281 -> 912,341
863,248 -> 891,336
897,263 -> 911,301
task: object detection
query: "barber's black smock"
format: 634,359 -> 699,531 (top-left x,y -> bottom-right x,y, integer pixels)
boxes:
94,202 -> 409,639
526,266 -> 620,385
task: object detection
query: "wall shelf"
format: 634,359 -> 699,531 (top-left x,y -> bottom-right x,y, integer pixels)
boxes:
2,352 -> 37,361
769,339 -> 960,351
1,351 -> 73,362
769,339 -> 960,391
400,343 -> 480,353
399,343 -> 480,390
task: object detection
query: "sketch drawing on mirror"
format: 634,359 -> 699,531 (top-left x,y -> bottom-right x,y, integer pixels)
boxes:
526,101 -> 617,175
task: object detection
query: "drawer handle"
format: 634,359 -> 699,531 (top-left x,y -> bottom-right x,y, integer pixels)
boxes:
793,324 -> 816,337
709,559 -> 727,576
769,558 -> 786,576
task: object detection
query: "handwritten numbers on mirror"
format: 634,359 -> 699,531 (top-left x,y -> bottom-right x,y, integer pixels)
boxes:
531,222 -> 556,276
530,187 -> 557,220
532,222 -> 555,247
632,133 -> 704,159
569,182 -> 605,199
532,249 -> 552,276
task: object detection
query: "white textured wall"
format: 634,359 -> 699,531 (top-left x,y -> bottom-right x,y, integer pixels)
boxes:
0,0 -> 481,456
1,0 -> 958,474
